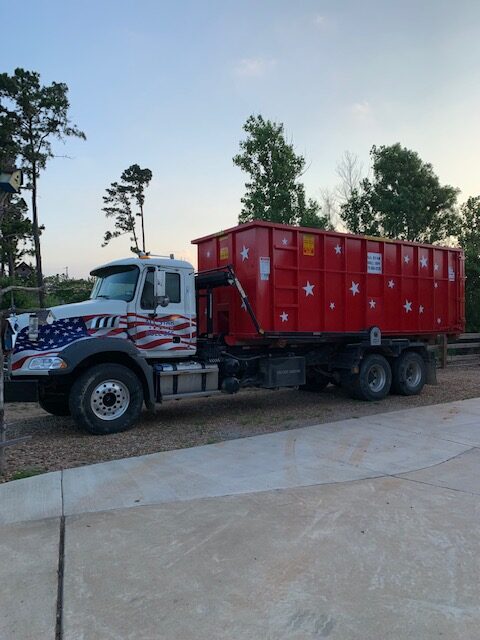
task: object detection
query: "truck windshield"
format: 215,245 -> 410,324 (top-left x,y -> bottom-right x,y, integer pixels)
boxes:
90,265 -> 139,302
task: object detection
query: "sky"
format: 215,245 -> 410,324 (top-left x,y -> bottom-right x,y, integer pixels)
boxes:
1,0 -> 479,277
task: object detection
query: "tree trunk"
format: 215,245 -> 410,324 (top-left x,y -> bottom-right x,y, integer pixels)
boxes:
140,203 -> 146,252
0,192 -> 8,226
7,250 -> 15,280
131,215 -> 140,254
31,166 -> 45,307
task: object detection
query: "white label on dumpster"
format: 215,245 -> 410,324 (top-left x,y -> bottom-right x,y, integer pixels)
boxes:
367,252 -> 382,274
260,257 -> 270,281
449,266 -> 455,281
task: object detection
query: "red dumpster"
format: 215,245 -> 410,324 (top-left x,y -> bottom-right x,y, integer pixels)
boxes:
192,221 -> 465,341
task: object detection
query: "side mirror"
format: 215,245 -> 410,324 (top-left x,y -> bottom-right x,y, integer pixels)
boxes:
155,270 -> 169,307
155,295 -> 170,308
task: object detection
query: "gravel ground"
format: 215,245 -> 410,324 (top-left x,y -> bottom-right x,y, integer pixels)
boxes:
2,367 -> 479,482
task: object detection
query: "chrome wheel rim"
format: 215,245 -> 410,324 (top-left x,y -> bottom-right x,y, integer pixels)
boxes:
367,364 -> 387,392
90,380 -> 130,421
405,361 -> 422,388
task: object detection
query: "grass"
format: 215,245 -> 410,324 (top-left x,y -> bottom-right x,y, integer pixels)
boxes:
10,467 -> 44,481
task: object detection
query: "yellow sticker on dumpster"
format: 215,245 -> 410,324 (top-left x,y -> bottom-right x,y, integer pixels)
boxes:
220,246 -> 229,260
303,234 -> 315,256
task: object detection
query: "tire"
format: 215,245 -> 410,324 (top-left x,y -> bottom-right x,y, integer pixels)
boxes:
299,369 -> 330,392
38,394 -> 71,417
69,364 -> 144,435
347,354 -> 392,401
391,351 -> 426,396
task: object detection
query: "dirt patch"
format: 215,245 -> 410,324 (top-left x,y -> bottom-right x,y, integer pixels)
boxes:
2,367 -> 479,482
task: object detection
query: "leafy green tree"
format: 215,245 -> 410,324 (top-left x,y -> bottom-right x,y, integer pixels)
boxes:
233,115 -> 330,228
102,164 -> 153,253
459,196 -> 480,331
340,144 -> 460,243
121,164 -> 153,252
44,274 -> 93,306
0,117 -> 20,227
0,114 -> 18,173
0,196 -> 33,277
0,68 -> 86,306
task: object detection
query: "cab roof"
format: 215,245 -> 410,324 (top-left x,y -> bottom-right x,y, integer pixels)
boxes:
90,256 -> 194,276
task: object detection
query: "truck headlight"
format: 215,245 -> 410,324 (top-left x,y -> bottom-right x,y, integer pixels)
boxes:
28,356 -> 67,371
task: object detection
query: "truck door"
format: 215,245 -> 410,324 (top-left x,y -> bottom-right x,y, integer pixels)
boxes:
132,266 -> 196,358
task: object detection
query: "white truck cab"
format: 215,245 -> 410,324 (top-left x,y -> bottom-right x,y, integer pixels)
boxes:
88,256 -> 197,359
3,255 -> 215,435
8,255 -> 197,378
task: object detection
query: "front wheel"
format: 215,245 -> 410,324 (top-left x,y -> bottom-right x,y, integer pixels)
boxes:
69,364 -> 144,434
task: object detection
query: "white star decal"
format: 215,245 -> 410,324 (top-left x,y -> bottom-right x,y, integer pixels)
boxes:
420,256 -> 428,268
280,311 -> 289,322
282,237 -> 288,246
434,282 -> 438,289
404,255 -> 410,264
419,305 -> 424,314
334,244 -> 342,255
329,302 -> 335,310
303,281 -> 315,296
206,250 -> 211,258
437,318 -> 442,325
434,263 -> 439,271
403,300 -> 412,313
387,279 -> 395,289
349,281 -> 360,296
240,245 -> 249,261
369,299 -> 376,309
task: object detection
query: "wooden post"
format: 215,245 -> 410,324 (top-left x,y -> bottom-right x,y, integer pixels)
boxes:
441,333 -> 448,369
0,343 -> 5,475
0,290 -> 42,476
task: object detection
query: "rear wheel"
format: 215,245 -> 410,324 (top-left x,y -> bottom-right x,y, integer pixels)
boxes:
345,354 -> 392,401
69,364 -> 144,435
391,351 -> 426,396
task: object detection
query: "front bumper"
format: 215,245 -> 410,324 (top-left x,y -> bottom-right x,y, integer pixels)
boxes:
4,379 -> 39,403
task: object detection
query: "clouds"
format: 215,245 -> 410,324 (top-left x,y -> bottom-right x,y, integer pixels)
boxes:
234,57 -> 276,78
350,101 -> 372,118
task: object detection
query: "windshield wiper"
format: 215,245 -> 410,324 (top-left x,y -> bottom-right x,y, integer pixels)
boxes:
96,294 -> 111,299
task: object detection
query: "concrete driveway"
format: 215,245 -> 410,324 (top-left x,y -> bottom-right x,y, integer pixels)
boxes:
1,398 -> 480,639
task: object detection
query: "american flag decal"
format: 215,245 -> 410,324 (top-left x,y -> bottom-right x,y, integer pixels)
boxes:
83,314 -> 128,338
11,312 -> 197,371
127,313 -> 196,351
12,317 -> 89,370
